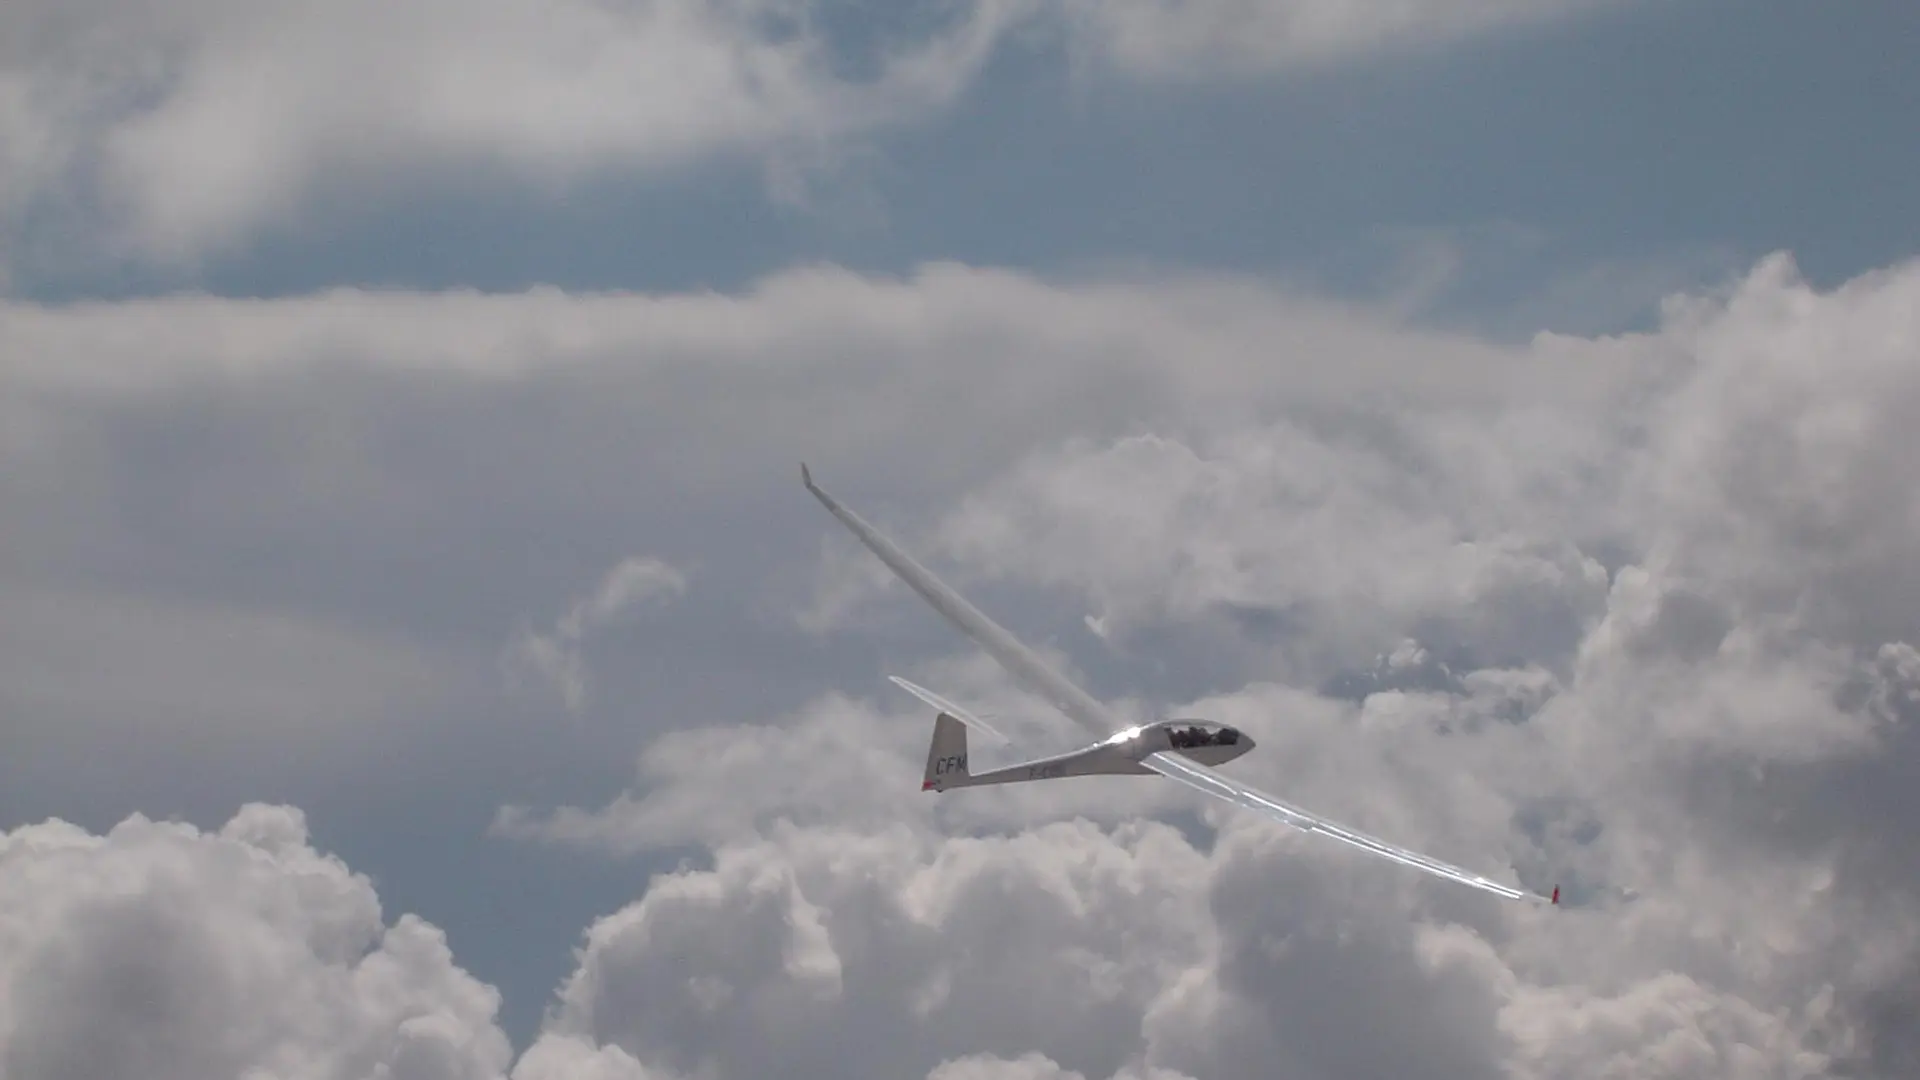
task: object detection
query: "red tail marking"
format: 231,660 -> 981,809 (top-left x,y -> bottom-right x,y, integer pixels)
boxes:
922,780 -> 935,791
1550,885 -> 1560,906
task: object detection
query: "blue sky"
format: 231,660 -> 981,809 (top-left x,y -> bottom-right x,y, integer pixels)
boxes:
21,1 -> 1917,311
4,1 -> 1920,1076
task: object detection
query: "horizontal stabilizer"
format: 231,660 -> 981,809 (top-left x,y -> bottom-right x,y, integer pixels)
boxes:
889,676 -> 1010,745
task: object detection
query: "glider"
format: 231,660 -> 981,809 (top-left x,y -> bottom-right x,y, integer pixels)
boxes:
801,464 -> 1556,906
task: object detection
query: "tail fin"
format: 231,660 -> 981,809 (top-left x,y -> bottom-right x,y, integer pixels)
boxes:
922,713 -> 970,791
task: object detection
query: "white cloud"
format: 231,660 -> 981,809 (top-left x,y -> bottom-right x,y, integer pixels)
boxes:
496,251 -> 1920,1078
1056,0 -> 1619,80
924,424 -> 1616,679
491,683 -> 1179,855
505,664 -> 1911,1078
0,0 -> 1024,264
1,260 -> 1592,793
504,657 -> 1915,1077
0,804 -> 512,1080
0,262 -> 1621,525
0,261 -> 1561,399
928,1053 -> 1102,1080
1628,255 -> 1920,651
519,820 -> 1216,1080
511,1035 -> 670,1080
0,0 -> 1638,266
507,556 -> 689,713
9,251 -> 1920,1077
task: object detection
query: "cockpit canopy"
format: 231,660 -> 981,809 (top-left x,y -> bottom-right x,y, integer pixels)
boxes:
1159,719 -> 1243,749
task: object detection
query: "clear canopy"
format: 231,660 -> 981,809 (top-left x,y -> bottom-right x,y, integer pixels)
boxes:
1165,722 -> 1240,748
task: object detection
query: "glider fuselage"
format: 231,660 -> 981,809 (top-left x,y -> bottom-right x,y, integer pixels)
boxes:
927,718 -> 1253,791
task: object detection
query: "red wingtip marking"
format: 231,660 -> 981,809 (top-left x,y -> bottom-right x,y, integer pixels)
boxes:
922,780 -> 935,791
1550,886 -> 1560,906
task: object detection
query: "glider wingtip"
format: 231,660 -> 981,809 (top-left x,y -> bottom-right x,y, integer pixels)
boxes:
800,461 -> 813,488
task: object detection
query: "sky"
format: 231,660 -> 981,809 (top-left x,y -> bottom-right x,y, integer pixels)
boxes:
2,1 -> 1918,1078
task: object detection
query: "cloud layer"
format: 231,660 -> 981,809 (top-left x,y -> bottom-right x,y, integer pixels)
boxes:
6,249 -> 1920,1077
0,0 -> 1019,265
502,253 -> 1920,1077
0,0 -> 1623,268
5,2 -> 1913,1076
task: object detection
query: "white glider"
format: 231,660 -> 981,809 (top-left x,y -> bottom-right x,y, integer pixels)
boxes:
802,464 -> 1557,906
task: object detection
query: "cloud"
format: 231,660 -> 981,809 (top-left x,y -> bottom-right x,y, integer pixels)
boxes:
0,0 -> 1023,265
1628,255 -> 1920,652
0,804 -> 512,1080
507,660 -> 1908,1078
502,660 -> 1913,1077
927,1052 -> 1198,1080
507,556 -> 689,713
9,250 -> 1920,1076
510,1036 -> 667,1080
1057,0 -> 1619,80
0,262 -> 1559,402
928,1054 -> 1091,1080
0,0 -> 1637,270
924,424 -> 1616,680
498,252 -> 1920,1077
518,819 -> 1216,1080
3,260 -> 1587,805
491,679 -> 1179,856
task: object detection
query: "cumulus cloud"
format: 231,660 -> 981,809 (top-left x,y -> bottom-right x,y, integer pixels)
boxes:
510,1035 -> 667,1080
925,424 -> 1616,680
0,804 -> 512,1080
498,252 -> 1920,1078
507,555 -> 689,713
9,250 -> 1920,1077
519,819 -> 1216,1080
929,1053 -> 1104,1080
492,679 -> 1177,855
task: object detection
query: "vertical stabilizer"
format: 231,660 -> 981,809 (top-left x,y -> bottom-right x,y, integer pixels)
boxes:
923,713 -> 970,791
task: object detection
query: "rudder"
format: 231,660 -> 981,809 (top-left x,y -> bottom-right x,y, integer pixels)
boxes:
922,713 -> 970,791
